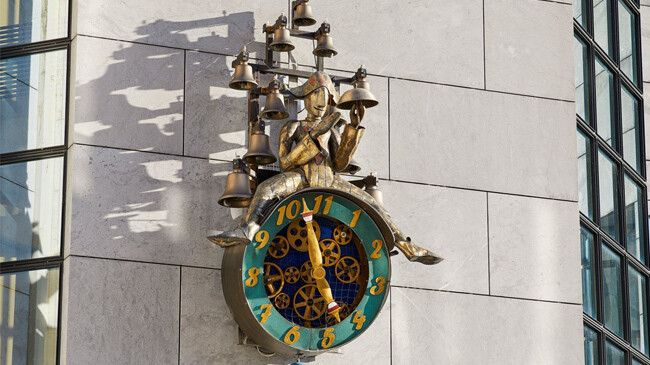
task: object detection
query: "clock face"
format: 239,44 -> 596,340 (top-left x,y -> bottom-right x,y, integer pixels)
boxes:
240,190 -> 391,353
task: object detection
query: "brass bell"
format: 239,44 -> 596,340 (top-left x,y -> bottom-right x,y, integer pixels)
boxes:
293,1 -> 317,27
229,47 -> 258,90
345,158 -> 362,175
364,174 -> 384,208
261,78 -> 289,120
218,159 -> 253,207
243,121 -> 277,165
313,23 -> 337,58
270,26 -> 295,52
338,67 -> 379,110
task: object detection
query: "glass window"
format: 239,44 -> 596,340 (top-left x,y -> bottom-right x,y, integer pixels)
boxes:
575,37 -> 590,123
595,59 -> 615,147
618,0 -> 637,84
599,150 -> 620,241
594,0 -> 613,57
624,175 -> 645,262
574,0 -> 588,29
585,326 -> 599,365
0,49 -> 67,154
633,359 -> 642,365
0,267 -> 59,364
602,244 -> 624,337
621,86 -> 641,173
578,129 -> 594,219
606,341 -> 625,364
0,157 -> 64,263
581,227 -> 598,318
0,0 -> 69,47
628,266 -> 648,355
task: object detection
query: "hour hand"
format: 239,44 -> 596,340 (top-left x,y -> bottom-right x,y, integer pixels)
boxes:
301,198 -> 341,322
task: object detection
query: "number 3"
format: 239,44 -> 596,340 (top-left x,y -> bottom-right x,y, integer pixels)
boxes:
370,276 -> 386,295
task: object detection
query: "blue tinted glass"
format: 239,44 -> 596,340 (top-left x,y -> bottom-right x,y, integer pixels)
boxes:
629,266 -> 648,355
624,175 -> 645,262
575,37 -> 589,122
584,326 -> 599,365
0,0 -> 68,47
605,341 -> 624,365
0,157 -> 64,262
581,227 -> 597,318
0,267 -> 60,363
0,50 -> 67,154
598,150 -> 619,241
618,0 -> 637,84
602,244 -> 623,337
595,59 -> 615,147
578,130 -> 593,219
621,87 -> 641,174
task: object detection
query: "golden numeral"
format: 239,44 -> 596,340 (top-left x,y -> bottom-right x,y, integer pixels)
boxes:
287,200 -> 300,219
245,267 -> 260,287
323,195 -> 333,214
254,230 -> 270,250
321,328 -> 335,348
284,326 -> 301,345
260,304 -> 273,324
313,195 -> 323,213
370,239 -> 383,259
370,276 -> 386,295
352,310 -> 366,330
276,200 -> 301,226
350,209 -> 362,228
276,205 -> 286,226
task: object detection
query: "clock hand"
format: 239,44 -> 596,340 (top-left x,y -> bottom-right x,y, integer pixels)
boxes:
301,198 -> 341,323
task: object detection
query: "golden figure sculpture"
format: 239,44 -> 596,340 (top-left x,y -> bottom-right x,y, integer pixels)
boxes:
210,71 -> 442,265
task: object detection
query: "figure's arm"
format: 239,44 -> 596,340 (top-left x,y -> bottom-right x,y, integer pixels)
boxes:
332,105 -> 365,172
279,113 -> 343,171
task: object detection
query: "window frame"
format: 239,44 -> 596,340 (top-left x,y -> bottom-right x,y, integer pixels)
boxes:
0,1 -> 74,363
576,0 -> 648,364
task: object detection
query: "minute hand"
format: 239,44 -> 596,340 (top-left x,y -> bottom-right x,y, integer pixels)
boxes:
301,198 -> 341,323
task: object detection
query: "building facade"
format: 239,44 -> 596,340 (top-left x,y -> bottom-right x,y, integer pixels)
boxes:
1,0 -> 649,364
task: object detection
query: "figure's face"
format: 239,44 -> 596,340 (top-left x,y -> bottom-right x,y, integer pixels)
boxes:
304,87 -> 328,119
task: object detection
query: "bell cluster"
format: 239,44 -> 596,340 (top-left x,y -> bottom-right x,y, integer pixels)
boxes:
219,0 -> 382,208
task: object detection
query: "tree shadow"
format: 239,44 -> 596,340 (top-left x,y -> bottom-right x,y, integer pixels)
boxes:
69,11 -> 300,365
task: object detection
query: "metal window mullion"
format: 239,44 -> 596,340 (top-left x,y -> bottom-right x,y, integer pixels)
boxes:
0,146 -> 67,165
0,38 -> 70,59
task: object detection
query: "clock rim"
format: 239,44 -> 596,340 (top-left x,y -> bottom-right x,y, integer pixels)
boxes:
222,187 -> 393,357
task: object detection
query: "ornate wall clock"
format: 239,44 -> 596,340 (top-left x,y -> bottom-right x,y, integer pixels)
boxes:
209,1 -> 443,360
222,188 -> 393,356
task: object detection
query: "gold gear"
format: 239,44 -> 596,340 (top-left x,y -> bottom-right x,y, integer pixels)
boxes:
332,225 -> 353,245
263,262 -> 285,298
287,219 -> 320,252
274,292 -> 291,310
300,261 -> 316,283
293,284 -> 326,321
319,239 -> 341,267
284,266 -> 300,284
268,236 -> 290,259
335,256 -> 361,283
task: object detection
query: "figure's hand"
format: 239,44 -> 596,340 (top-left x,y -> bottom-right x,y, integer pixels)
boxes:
310,112 -> 341,138
350,103 -> 365,128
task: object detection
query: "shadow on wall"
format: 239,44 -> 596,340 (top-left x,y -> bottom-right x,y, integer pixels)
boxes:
69,11 -> 314,364
71,11 -> 276,260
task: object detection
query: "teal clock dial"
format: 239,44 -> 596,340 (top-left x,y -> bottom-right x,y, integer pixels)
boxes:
222,188 -> 391,356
